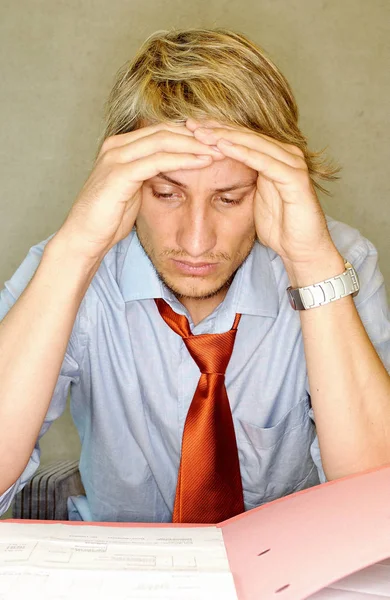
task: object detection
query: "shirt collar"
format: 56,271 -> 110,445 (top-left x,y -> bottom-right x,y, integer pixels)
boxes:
119,231 -> 279,318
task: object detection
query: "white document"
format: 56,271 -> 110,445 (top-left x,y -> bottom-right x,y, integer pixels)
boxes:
309,558 -> 390,599
0,523 -> 238,599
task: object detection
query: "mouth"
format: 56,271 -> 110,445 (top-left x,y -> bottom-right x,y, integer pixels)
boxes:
171,259 -> 220,276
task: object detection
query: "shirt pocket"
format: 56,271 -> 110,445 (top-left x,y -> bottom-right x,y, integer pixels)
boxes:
237,396 -> 318,507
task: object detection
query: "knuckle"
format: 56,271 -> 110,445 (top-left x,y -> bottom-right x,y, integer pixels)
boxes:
290,144 -> 305,157
155,130 -> 171,144
105,162 -> 123,183
154,150 -> 169,161
298,158 -> 309,171
154,122 -> 168,131
100,135 -> 116,154
98,149 -> 114,167
100,145 -> 122,167
241,146 -> 253,161
296,166 -> 310,184
293,155 -> 307,170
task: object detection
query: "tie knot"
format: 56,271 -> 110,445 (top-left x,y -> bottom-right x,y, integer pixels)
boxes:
155,299 -> 240,375
184,330 -> 237,375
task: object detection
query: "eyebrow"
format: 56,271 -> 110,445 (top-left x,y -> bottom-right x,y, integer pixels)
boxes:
154,173 -> 257,193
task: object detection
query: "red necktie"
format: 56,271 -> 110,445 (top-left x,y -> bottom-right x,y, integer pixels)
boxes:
155,298 -> 245,524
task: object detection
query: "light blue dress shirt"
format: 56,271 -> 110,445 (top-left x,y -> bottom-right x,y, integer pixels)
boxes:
0,217 -> 389,522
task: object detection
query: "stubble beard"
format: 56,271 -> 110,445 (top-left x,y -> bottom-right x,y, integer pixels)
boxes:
136,231 -> 257,301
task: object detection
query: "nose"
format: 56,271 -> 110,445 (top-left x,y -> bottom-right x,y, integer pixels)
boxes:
176,201 -> 217,258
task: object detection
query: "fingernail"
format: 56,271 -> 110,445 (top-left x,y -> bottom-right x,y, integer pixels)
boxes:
218,139 -> 233,146
196,155 -> 212,161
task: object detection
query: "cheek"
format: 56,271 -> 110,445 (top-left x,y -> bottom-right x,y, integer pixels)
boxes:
225,201 -> 255,236
241,196 -> 256,232
137,194 -> 178,243
222,205 -> 256,253
138,192 -> 162,227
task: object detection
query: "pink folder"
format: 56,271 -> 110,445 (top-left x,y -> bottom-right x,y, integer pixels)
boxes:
7,464 -> 390,599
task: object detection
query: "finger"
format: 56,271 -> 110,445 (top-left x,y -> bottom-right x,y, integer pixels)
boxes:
98,122 -> 194,157
195,127 -> 305,169
206,123 -> 304,157
188,118 -> 283,156
255,133 -> 305,157
187,116 -> 304,159
216,139 -> 309,191
103,130 -> 224,165
193,124 -> 305,164
118,152 -> 213,184
186,119 -> 236,154
186,117 -> 236,132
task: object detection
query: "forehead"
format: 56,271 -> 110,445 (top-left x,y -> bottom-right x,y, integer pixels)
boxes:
154,156 -> 256,189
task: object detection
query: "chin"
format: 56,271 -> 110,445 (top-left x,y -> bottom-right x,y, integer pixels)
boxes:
160,271 -> 234,301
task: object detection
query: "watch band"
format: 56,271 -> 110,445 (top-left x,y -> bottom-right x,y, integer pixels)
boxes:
287,261 -> 360,310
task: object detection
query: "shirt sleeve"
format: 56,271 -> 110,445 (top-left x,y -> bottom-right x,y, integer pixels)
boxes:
309,225 -> 390,482
351,241 -> 390,373
0,236 -> 84,515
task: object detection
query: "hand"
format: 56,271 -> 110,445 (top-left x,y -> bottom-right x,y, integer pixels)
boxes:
186,119 -> 344,285
56,123 -> 223,261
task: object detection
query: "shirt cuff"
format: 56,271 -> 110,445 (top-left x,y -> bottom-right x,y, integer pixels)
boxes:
0,476 -> 22,516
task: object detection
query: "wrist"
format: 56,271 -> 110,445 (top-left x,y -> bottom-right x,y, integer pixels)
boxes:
47,230 -> 104,268
283,250 -> 345,289
44,232 -> 103,286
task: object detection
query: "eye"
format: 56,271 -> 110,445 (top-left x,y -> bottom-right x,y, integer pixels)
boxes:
219,197 -> 242,206
152,190 -> 180,200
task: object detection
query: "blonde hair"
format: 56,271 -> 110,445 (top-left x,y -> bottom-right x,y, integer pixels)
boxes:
103,28 -> 339,193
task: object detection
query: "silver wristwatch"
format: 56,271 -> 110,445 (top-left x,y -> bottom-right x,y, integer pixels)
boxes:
287,260 -> 360,310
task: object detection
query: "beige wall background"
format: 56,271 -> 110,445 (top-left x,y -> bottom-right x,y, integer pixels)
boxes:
0,0 -> 389,500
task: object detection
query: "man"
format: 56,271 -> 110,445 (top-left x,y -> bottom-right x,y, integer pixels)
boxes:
0,28 -> 389,523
